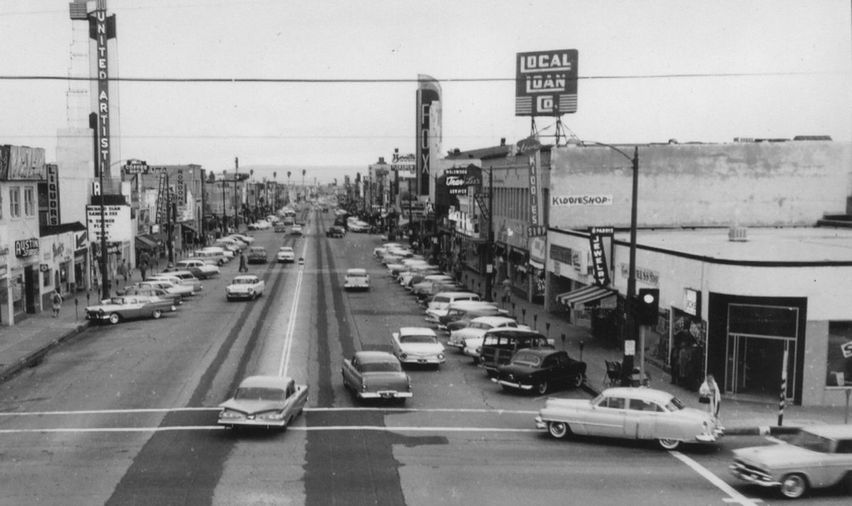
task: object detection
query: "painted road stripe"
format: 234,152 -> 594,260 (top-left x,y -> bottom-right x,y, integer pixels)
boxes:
278,240 -> 307,378
0,425 -> 538,435
670,451 -> 759,506
0,406 -> 538,417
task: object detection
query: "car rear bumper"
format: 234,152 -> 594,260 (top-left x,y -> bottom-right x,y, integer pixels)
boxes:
493,378 -> 533,390
399,356 -> 445,365
358,391 -> 413,399
226,292 -> 255,300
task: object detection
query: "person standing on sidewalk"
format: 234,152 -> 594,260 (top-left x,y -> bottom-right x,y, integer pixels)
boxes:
699,374 -> 721,419
117,259 -> 128,286
239,252 -> 248,272
51,290 -> 63,318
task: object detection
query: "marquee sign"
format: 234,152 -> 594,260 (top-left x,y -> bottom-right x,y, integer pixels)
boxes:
515,49 -> 578,117
86,204 -> 132,243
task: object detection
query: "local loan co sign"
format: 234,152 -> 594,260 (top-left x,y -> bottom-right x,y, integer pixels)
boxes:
14,238 -> 39,258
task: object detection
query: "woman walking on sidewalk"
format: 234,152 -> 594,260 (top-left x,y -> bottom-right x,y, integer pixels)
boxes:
51,290 -> 63,318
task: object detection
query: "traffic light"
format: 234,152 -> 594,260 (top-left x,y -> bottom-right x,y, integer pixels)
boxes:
635,288 -> 660,326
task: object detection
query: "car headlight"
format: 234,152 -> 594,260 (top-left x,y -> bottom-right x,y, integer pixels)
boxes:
361,382 -> 368,392
219,409 -> 244,420
437,353 -> 445,360
257,410 -> 286,421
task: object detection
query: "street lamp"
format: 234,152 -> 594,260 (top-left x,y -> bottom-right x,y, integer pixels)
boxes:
586,142 -> 640,385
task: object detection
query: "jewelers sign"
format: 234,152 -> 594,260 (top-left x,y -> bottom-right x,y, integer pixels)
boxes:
86,204 -> 132,243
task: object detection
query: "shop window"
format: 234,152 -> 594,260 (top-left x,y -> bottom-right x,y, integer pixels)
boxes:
43,269 -> 53,288
24,186 -> 35,216
825,321 -> 852,387
10,187 -> 21,218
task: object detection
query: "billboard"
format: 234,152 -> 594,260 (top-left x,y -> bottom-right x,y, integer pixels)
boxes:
416,74 -> 442,196
0,145 -> 47,180
86,204 -> 132,243
515,49 -> 578,116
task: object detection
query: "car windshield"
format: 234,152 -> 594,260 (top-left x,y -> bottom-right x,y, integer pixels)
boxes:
400,335 -> 437,344
789,430 -> 833,453
360,361 -> 402,373
233,278 -> 257,285
469,322 -> 490,330
234,387 -> 286,401
511,352 -> 542,366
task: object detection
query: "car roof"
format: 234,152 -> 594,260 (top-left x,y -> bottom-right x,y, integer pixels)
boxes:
249,246 -> 266,250
471,315 -> 516,325
237,375 -> 292,389
346,268 -> 367,275
513,348 -> 564,358
483,327 -> 546,338
601,387 -> 676,404
448,300 -> 497,309
279,246 -> 294,251
233,275 -> 259,281
800,424 -> 852,439
354,350 -> 399,363
433,291 -> 479,298
166,270 -> 194,276
398,326 -> 437,336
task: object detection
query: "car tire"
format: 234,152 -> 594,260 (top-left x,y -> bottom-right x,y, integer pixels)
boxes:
779,473 -> 808,499
657,438 -> 681,451
151,309 -> 163,319
547,421 -> 570,439
536,381 -> 549,395
572,373 -> 585,389
108,313 -> 120,325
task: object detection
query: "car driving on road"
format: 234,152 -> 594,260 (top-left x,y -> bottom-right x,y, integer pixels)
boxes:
391,327 -> 445,367
218,375 -> 308,431
341,351 -> 412,403
226,275 -> 265,301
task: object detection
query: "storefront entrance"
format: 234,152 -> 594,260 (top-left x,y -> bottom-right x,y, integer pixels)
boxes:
725,334 -> 796,399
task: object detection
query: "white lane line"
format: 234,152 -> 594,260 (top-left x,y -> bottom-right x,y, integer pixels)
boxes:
0,406 -> 539,417
0,425 -> 538,435
277,242 -> 306,377
670,451 -> 759,506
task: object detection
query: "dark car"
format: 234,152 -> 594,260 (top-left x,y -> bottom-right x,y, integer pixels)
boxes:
441,304 -> 511,330
247,246 -> 268,264
494,349 -> 586,395
326,226 -> 345,238
479,328 -> 553,377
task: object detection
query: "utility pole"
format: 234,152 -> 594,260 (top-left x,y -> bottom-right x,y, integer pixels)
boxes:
166,172 -> 174,264
485,167 -> 494,302
233,157 -> 239,231
221,173 -> 227,234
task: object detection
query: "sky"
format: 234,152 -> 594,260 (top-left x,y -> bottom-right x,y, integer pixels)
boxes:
0,0 -> 850,184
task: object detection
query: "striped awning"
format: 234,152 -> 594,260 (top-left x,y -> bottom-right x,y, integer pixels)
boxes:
557,285 -> 616,308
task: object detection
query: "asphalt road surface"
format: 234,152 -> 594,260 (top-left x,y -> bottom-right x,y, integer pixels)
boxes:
0,208 -> 848,505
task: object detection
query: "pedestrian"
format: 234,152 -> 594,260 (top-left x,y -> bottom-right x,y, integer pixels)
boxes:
139,258 -> 148,281
117,259 -> 128,285
699,374 -> 721,419
501,277 -> 512,305
239,252 -> 248,272
51,290 -> 63,318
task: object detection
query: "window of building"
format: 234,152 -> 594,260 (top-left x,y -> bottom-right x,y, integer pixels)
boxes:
9,187 -> 21,218
24,186 -> 35,216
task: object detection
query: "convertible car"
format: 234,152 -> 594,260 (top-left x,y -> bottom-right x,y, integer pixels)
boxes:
218,375 -> 308,431
535,387 -> 723,450
341,351 -> 412,402
85,295 -> 175,325
226,275 -> 265,301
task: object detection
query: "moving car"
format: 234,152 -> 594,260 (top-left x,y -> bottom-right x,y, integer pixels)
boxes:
479,328 -> 553,376
247,246 -> 269,264
193,248 -> 229,266
391,327 -> 445,367
730,424 -> 852,499
218,375 -> 308,431
535,387 -> 724,451
343,268 -> 370,290
277,246 -> 296,263
226,275 -> 265,301
173,259 -> 219,279
85,295 -> 175,325
290,224 -> 303,236
341,351 -> 412,402
274,223 -> 288,233
494,349 -> 587,394
326,226 -> 345,238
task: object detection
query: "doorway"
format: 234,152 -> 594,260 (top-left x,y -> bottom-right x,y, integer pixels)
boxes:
725,334 -> 796,399
24,266 -> 37,314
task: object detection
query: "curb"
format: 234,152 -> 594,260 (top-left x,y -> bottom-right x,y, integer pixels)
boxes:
0,321 -> 90,384
724,425 -> 801,436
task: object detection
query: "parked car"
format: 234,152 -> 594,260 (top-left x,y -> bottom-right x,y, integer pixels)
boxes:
447,315 -> 520,350
247,246 -> 269,264
277,246 -> 296,263
274,223 -> 288,233
173,258 -> 219,279
347,219 -> 370,233
343,268 -> 370,291
326,226 -> 345,238
439,301 -> 508,330
193,248 -> 229,266
85,295 -> 175,325
479,328 -> 553,376
248,220 -> 271,230
424,291 -> 481,322
227,233 -> 255,244
391,327 -> 445,367
341,351 -> 412,402
226,274 -> 265,301
494,349 -> 587,395
144,275 -> 196,297
290,224 -> 303,236
149,271 -> 202,293
535,387 -> 724,451
116,284 -> 182,308
730,424 -> 852,499
217,375 -> 308,431
130,280 -> 191,302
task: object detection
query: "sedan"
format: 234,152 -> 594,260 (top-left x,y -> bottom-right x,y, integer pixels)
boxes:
448,316 -> 520,350
116,285 -> 182,308
494,349 -> 586,395
226,275 -> 265,301
341,351 -> 412,402
174,259 -> 220,279
391,327 -> 445,367
290,224 -> 303,236
218,376 -> 308,431
85,295 -> 175,325
247,246 -> 269,264
730,424 -> 852,499
535,387 -> 724,450
276,246 -> 295,263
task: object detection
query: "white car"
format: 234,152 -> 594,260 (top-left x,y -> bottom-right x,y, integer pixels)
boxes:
144,275 -> 195,297
203,245 -> 235,260
424,291 -> 481,322
277,246 -> 296,263
248,220 -> 271,230
175,258 -> 220,278
150,271 -> 202,293
391,327 -> 445,367
227,233 -> 255,244
448,316 -> 521,350
226,275 -> 265,301
343,268 -> 370,290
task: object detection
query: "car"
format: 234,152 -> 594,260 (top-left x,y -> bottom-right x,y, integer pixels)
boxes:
439,301 -> 508,330
479,328 -> 553,376
276,246 -> 296,263
216,236 -> 246,250
248,220 -> 271,230
193,248 -> 229,266
274,223 -> 288,233
494,349 -> 587,395
85,295 -> 175,325
217,375 -> 308,431
116,284 -> 182,308
130,280 -> 189,302
143,275 -> 196,297
535,387 -> 724,451
326,226 -> 345,238
373,242 -> 404,258
391,327 -> 445,367
343,268 -> 370,291
730,424 -> 852,499
341,351 -> 412,402
226,274 -> 265,301
227,233 -> 255,244
448,315 -> 520,350
348,220 -> 370,233
149,271 -> 203,293
247,246 -> 268,264
290,224 -> 303,236
424,291 -> 481,322
173,259 -> 220,279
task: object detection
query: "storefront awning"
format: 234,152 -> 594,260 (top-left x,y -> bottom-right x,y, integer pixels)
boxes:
529,259 -> 545,270
557,285 -> 616,308
135,235 -> 159,251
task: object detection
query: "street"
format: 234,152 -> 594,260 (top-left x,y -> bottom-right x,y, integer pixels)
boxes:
0,208 -> 848,506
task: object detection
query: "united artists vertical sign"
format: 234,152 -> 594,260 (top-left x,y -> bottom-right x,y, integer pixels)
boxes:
89,2 -> 116,180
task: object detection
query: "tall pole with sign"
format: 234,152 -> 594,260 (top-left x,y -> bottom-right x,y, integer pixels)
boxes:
90,112 -> 110,300
234,157 -> 239,230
